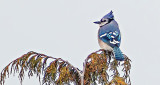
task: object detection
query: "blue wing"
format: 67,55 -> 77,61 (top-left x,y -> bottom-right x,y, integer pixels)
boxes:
98,25 -> 121,48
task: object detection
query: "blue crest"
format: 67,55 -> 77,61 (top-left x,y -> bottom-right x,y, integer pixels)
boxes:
103,11 -> 114,19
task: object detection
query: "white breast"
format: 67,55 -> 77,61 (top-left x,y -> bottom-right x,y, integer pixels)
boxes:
98,38 -> 113,51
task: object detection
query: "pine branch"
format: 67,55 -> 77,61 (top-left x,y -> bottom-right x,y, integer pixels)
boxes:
83,49 -> 131,85
0,50 -> 131,85
0,51 -> 81,85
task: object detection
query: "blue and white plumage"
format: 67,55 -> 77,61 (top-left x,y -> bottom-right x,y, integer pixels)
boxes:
94,11 -> 124,61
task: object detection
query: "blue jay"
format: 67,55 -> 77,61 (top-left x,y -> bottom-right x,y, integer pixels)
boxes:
94,11 -> 124,61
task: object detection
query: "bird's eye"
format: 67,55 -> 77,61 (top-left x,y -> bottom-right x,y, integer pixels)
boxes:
101,19 -> 108,22
99,19 -> 109,27
102,19 -> 106,22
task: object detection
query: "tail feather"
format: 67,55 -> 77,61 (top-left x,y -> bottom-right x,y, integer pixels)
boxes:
113,47 -> 124,61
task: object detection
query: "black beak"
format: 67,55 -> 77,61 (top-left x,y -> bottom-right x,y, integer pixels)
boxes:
93,21 -> 101,24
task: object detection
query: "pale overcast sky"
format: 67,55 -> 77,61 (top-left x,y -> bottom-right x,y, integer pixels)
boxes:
0,0 -> 160,85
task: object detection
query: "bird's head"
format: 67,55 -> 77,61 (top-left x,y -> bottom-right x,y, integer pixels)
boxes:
94,11 -> 114,27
